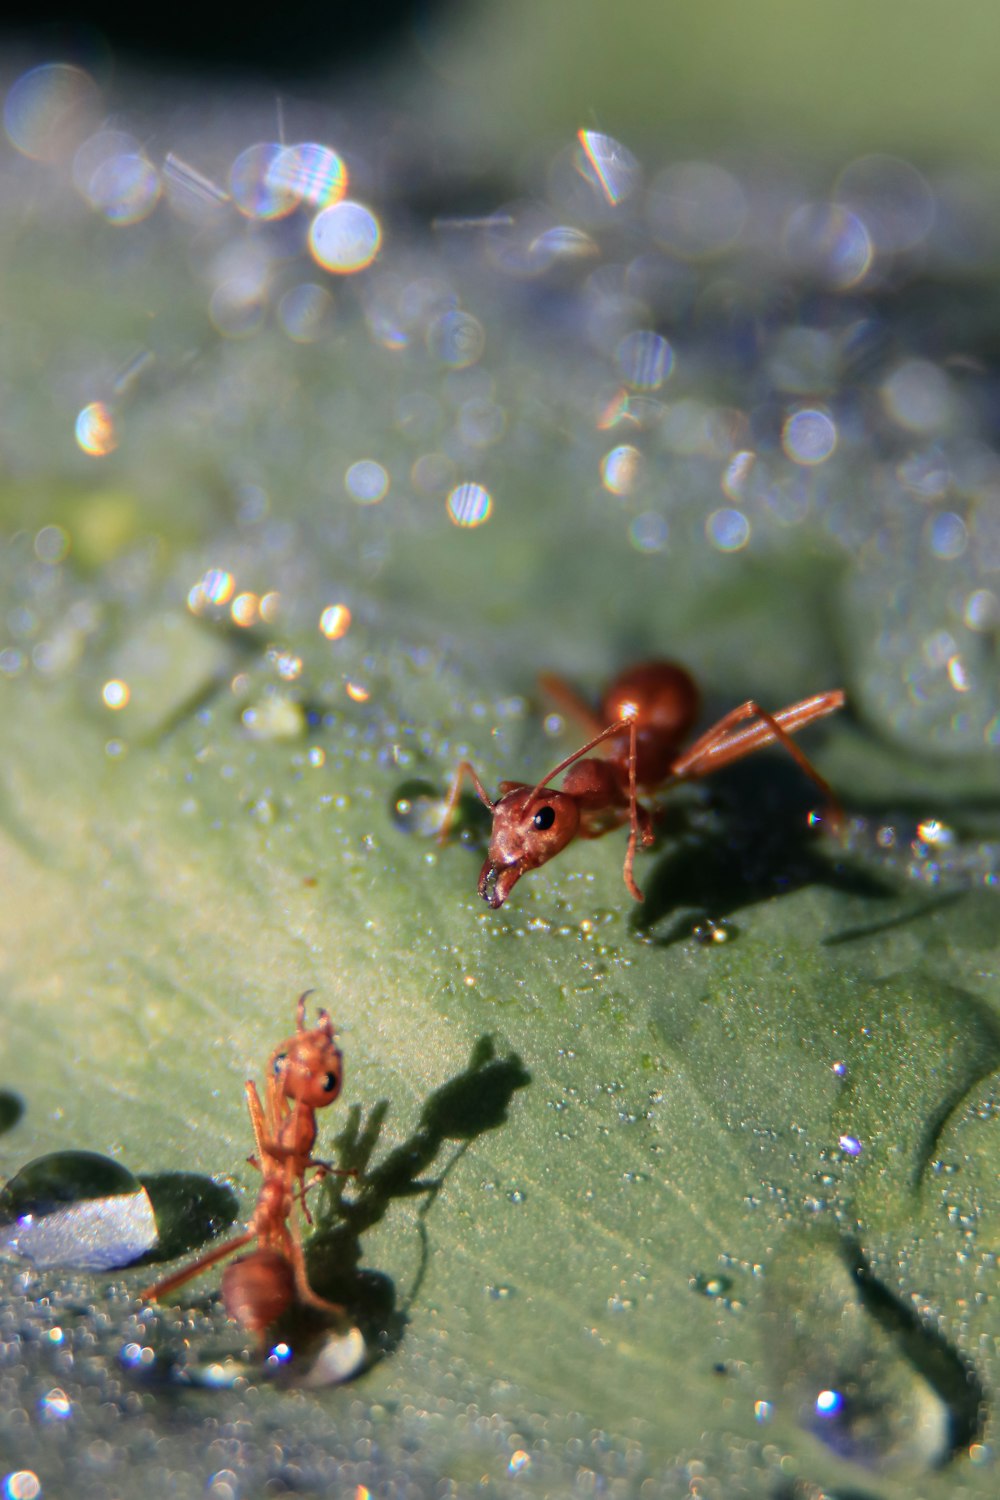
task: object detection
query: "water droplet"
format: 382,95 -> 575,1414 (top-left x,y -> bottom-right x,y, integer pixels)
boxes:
690,1272 -> 733,1298
300,1325 -> 367,1388
507,1188 -> 527,1205
2,1472 -> 42,1500
693,918 -> 734,945
38,1387 -> 72,1422
763,1230 -> 981,1471
390,778 -> 447,837
0,1151 -> 157,1270
241,696 -> 305,741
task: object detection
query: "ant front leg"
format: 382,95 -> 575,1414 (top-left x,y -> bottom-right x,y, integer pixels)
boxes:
621,713 -> 653,902
437,761 -> 496,845
669,691 -> 845,828
560,716 -> 652,902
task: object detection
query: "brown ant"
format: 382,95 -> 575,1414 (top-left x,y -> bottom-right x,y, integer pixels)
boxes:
441,660 -> 845,908
140,993 -> 349,1350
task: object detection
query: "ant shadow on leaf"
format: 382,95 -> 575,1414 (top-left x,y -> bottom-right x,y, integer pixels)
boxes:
634,757 -> 893,946
284,1035 -> 530,1363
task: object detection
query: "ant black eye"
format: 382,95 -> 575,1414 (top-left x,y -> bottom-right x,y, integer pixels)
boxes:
273,1052 -> 288,1075
323,1071 -> 338,1093
532,805 -> 556,831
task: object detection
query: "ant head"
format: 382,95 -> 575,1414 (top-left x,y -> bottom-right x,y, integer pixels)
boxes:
272,1001 -> 343,1109
479,785 -> 580,908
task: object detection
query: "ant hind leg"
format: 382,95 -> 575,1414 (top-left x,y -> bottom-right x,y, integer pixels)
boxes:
669,692 -> 844,829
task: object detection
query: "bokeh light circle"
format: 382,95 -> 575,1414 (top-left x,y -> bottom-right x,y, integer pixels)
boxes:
629,513 -> 668,552
616,329 -> 673,390
319,604 -> 352,639
427,309 -> 485,368
309,201 -> 382,274
647,161 -> 747,258
881,359 -> 954,433
74,130 -> 160,226
75,402 -> 117,457
926,511 -> 967,560
89,152 -> 160,225
783,202 -> 873,288
268,143 -> 348,209
345,460 -> 389,504
835,153 -> 936,254
782,408 -> 838,465
231,143 -> 299,220
4,64 -> 100,162
706,507 -> 750,552
3,1472 -> 42,1500
208,279 -> 266,339
446,482 -> 492,527
601,445 -> 641,496
575,129 -> 641,207
278,283 -> 334,342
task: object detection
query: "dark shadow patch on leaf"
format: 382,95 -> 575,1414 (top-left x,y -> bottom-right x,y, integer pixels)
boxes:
138,1172 -> 240,1265
306,1035 -> 531,1356
0,1090 -> 24,1137
850,1242 -> 985,1455
632,762 -> 891,943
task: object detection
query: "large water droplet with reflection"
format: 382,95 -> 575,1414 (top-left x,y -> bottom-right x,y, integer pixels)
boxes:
762,1228 -> 982,1472
390,778 -> 447,836
391,778 -> 489,846
0,1151 -> 157,1270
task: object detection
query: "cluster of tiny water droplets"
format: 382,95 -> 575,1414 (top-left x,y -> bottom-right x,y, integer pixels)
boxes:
843,812 -> 1000,889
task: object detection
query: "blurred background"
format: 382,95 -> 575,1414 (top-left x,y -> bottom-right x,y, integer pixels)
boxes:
6,0 -> 1000,163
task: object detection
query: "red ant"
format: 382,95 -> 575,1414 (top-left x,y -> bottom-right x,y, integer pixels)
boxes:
441,660 -> 844,908
140,993 -> 348,1349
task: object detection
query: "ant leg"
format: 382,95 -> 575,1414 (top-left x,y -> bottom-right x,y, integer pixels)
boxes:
437,761 -> 495,845
245,1081 -> 270,1166
140,1230 -> 255,1302
537,672 -> 604,736
304,1159 -> 358,1181
285,1218 -> 345,1319
669,692 -> 844,827
621,715 -> 655,902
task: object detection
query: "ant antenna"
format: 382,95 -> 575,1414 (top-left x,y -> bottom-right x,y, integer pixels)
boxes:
530,716 -> 633,798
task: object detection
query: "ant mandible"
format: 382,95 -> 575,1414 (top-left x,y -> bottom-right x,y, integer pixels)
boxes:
440,660 -> 845,908
140,992 -> 348,1348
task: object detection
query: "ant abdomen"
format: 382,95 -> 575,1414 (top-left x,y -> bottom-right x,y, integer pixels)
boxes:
222,1249 -> 296,1339
601,661 -> 700,744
